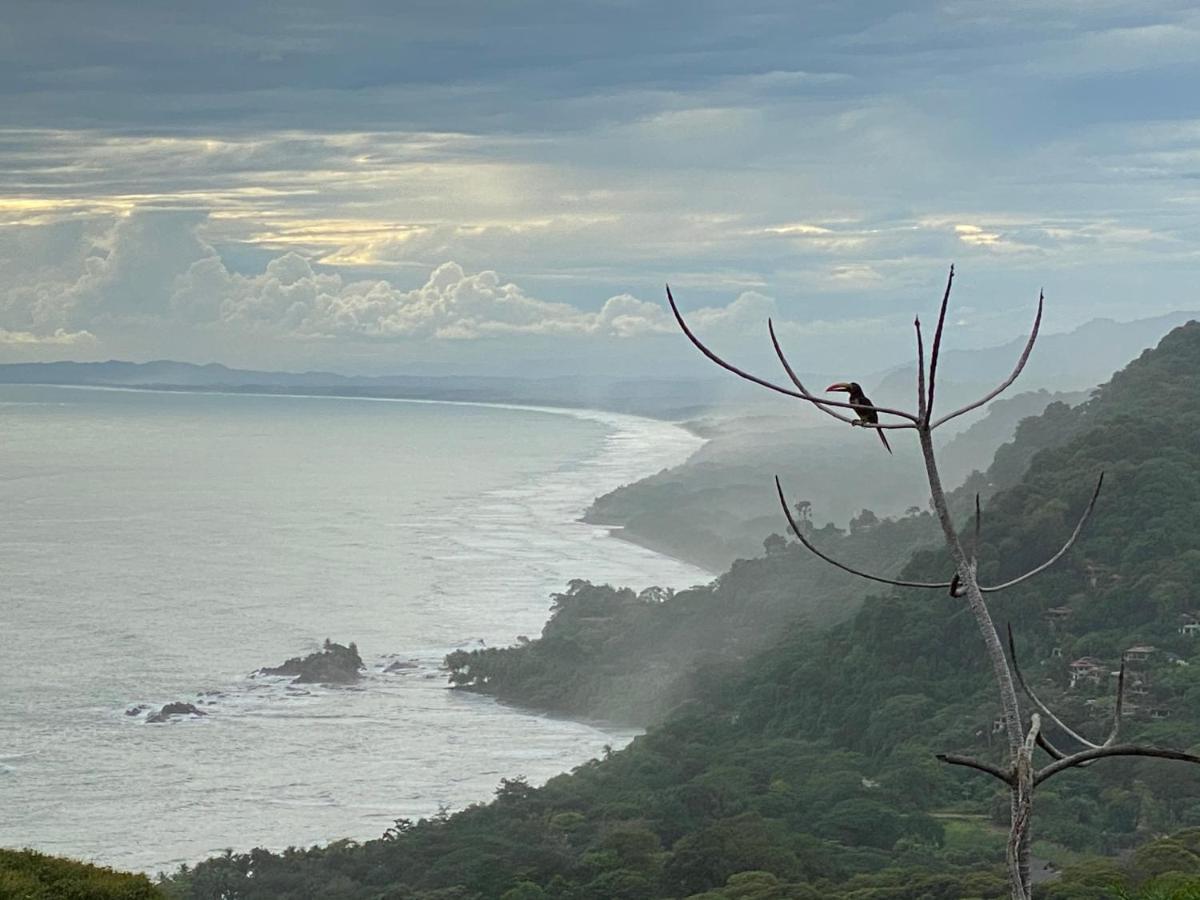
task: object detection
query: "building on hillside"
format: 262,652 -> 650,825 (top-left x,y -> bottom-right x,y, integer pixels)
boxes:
1069,657 -> 1107,689
1127,679 -> 1150,698
1123,645 -> 1158,664
1180,613 -> 1200,637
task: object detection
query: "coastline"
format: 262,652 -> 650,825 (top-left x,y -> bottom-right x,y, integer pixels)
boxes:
0,382 -> 715,873
599,525 -> 722,576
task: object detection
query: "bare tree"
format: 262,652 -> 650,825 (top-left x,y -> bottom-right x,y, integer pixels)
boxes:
667,266 -> 1200,900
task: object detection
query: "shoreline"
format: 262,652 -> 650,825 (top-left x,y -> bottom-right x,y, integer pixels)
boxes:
0,382 -> 713,875
598,525 -> 722,576
11,379 -> 713,424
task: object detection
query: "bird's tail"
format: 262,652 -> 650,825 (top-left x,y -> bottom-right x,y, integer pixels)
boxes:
877,428 -> 892,455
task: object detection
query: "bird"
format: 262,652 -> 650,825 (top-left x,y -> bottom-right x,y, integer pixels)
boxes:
826,381 -> 892,454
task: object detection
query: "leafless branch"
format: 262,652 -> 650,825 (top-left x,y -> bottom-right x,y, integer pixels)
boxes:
665,284 -> 811,402
1036,732 -> 1067,760
982,473 -> 1104,593
1007,624 -> 1101,749
776,478 -> 952,589
916,316 -> 927,422
665,285 -> 921,425
768,319 -> 858,426
936,752 -> 1014,785
925,265 -> 954,420
1037,745 -> 1200,786
1024,713 -> 1042,753
929,291 -> 1043,429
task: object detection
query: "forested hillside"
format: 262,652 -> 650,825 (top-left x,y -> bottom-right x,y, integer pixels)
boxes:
164,322 -> 1200,899
446,392 -> 1090,725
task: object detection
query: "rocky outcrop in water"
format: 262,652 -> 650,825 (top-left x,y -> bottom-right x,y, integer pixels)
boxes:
146,702 -> 206,723
258,639 -> 364,684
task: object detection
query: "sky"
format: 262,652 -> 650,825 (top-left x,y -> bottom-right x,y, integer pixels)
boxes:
2,1 -> 1200,376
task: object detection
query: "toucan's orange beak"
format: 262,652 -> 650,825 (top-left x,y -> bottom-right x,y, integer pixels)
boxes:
826,382 -> 851,392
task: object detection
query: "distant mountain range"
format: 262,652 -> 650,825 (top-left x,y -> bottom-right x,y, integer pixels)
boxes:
0,359 -> 729,420
3,309 -> 1194,423
869,310 -> 1199,410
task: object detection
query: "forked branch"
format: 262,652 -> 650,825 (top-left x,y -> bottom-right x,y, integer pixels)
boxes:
936,752 -> 1014,785
1008,624 -> 1103,750
1006,625 -> 1192,784
777,473 -> 1102,596
666,285 -> 920,426
776,478 -> 952,590
769,319 -> 860,427
984,473 -> 1104,592
929,291 -> 1044,430
925,266 -> 955,420
1037,745 -> 1200,786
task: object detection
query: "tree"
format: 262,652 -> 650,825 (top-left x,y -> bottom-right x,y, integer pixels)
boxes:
762,534 -> 787,556
849,509 -> 879,534
666,267 -> 1200,900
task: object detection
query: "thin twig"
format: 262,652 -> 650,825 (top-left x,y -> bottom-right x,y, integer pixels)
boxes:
926,265 -> 954,420
665,285 -> 810,402
666,285 -> 921,424
983,473 -> 1104,592
1008,624 -> 1100,749
768,319 -> 857,426
930,291 -> 1043,429
1036,732 -> 1067,761
776,477 -> 951,589
936,752 -> 1014,785
763,317 -> 917,426
1037,745 -> 1200,786
916,316 -> 927,423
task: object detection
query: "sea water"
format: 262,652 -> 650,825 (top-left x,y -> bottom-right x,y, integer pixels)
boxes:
0,385 -> 709,874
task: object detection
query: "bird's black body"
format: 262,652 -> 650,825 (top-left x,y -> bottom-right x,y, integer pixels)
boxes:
826,381 -> 892,454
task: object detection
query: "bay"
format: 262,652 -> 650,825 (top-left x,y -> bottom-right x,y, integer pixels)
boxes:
0,385 -> 709,873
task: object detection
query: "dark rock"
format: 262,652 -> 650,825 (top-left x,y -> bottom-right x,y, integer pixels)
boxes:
147,702 -> 207,723
258,639 -> 364,685
125,704 -> 150,717
384,660 -> 419,673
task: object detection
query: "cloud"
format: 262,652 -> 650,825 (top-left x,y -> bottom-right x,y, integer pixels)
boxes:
0,327 -> 95,346
174,253 -> 767,342
0,206 -> 772,345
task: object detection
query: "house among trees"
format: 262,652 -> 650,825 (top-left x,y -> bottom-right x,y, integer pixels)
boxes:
1123,645 -> 1158,664
1069,657 -> 1108,688
1127,678 -> 1150,698
1180,613 -> 1200,637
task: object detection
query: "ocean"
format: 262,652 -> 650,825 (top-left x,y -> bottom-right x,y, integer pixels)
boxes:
0,385 -> 709,874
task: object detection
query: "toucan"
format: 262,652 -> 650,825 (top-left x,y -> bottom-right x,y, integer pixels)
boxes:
826,382 -> 892,454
